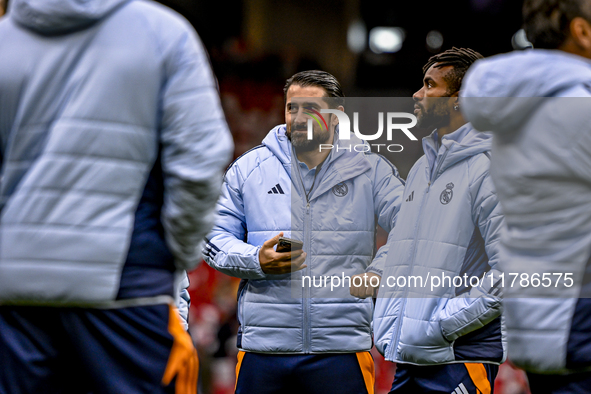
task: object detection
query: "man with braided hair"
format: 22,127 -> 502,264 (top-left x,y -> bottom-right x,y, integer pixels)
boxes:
368,47 -> 506,393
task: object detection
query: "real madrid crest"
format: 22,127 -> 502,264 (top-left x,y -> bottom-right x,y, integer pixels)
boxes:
332,182 -> 348,197
440,182 -> 454,205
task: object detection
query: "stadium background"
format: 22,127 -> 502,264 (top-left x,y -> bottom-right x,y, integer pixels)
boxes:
155,0 -> 531,392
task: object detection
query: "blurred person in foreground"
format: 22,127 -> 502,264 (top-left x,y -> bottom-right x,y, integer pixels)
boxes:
0,0 -> 233,393
462,0 -> 591,392
203,70 -> 405,394
371,48 -> 506,394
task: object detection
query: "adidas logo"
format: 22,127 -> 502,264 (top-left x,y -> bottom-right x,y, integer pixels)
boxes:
451,383 -> 469,394
267,183 -> 285,195
406,191 -> 414,202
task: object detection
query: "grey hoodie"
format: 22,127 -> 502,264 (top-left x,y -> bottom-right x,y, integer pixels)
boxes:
11,0 -> 129,34
0,0 -> 233,306
461,49 -> 591,373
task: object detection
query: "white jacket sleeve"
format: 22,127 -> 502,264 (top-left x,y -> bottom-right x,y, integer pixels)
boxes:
159,22 -> 233,271
202,164 -> 267,280
366,156 -> 405,277
175,271 -> 191,330
439,158 -> 504,342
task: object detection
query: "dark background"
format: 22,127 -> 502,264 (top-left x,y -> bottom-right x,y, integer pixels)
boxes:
0,1 -> 532,392
154,0 -> 524,168
152,3 -> 530,393
156,0 -> 524,94
154,0 -> 525,178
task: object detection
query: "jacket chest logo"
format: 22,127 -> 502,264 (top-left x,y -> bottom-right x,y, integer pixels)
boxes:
267,183 -> 285,195
439,182 -> 454,205
332,182 -> 348,197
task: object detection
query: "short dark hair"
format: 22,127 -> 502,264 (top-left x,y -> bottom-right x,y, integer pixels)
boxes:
422,47 -> 484,95
523,0 -> 591,49
283,70 -> 345,108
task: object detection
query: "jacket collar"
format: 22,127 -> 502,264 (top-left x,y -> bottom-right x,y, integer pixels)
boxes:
422,123 -> 492,180
263,124 -> 372,200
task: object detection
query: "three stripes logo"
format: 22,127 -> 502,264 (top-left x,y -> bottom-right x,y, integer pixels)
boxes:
203,239 -> 220,260
489,278 -> 503,297
268,183 -> 285,195
451,383 -> 469,394
405,191 -> 414,202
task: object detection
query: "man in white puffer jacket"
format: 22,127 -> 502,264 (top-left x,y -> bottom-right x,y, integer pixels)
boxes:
372,48 -> 506,394
204,70 -> 405,394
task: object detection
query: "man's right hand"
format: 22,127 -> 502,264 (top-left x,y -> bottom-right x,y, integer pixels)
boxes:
259,232 -> 307,275
350,272 -> 381,299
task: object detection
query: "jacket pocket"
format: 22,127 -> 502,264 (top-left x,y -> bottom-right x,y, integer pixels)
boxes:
237,279 -> 248,327
397,318 -> 455,364
438,296 -> 501,342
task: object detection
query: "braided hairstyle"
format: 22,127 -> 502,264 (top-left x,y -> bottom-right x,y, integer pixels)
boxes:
422,47 -> 484,95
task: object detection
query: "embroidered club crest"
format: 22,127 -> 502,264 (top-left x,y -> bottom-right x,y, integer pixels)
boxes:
332,182 -> 348,197
440,182 -> 454,205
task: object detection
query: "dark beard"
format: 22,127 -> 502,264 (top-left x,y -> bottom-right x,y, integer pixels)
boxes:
287,125 -> 331,153
415,102 -> 451,129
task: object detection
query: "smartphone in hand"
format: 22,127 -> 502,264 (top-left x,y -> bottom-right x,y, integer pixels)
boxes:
276,237 -> 304,253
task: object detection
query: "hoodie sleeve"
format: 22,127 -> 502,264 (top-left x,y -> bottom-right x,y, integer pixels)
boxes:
176,271 -> 191,331
202,163 -> 267,280
460,61 -> 503,133
159,21 -> 233,271
439,155 -> 504,342
366,155 -> 405,277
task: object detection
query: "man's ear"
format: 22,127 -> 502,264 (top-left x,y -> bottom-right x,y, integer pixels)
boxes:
332,105 -> 345,124
570,17 -> 591,52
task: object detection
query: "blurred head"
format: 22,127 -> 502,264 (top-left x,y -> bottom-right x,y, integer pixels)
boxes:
523,0 -> 591,56
413,47 -> 483,129
0,0 -> 6,17
283,70 -> 345,152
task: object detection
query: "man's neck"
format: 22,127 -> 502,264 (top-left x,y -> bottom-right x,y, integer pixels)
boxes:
559,37 -> 591,61
436,113 -> 466,138
295,132 -> 334,169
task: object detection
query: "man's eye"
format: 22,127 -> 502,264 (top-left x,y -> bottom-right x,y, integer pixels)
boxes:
289,105 -> 298,113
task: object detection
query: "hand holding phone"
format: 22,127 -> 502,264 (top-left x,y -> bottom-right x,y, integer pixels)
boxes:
276,237 -> 304,253
258,233 -> 307,275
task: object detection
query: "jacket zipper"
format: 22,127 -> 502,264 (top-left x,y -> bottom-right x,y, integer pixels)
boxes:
303,201 -> 311,352
293,158 -> 314,353
237,281 -> 247,343
388,148 -> 448,360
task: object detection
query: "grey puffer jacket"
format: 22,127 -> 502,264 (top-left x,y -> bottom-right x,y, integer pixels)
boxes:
0,0 -> 232,305
374,123 -> 506,366
204,125 -> 405,353
462,49 -> 591,373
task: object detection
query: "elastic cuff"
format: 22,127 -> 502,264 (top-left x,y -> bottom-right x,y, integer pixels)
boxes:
365,267 -> 383,277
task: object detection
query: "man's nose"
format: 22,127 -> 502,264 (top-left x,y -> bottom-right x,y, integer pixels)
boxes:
413,87 -> 424,101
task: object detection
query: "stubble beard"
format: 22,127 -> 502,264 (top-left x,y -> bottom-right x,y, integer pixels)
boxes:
287,123 -> 332,153
416,101 -> 451,130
